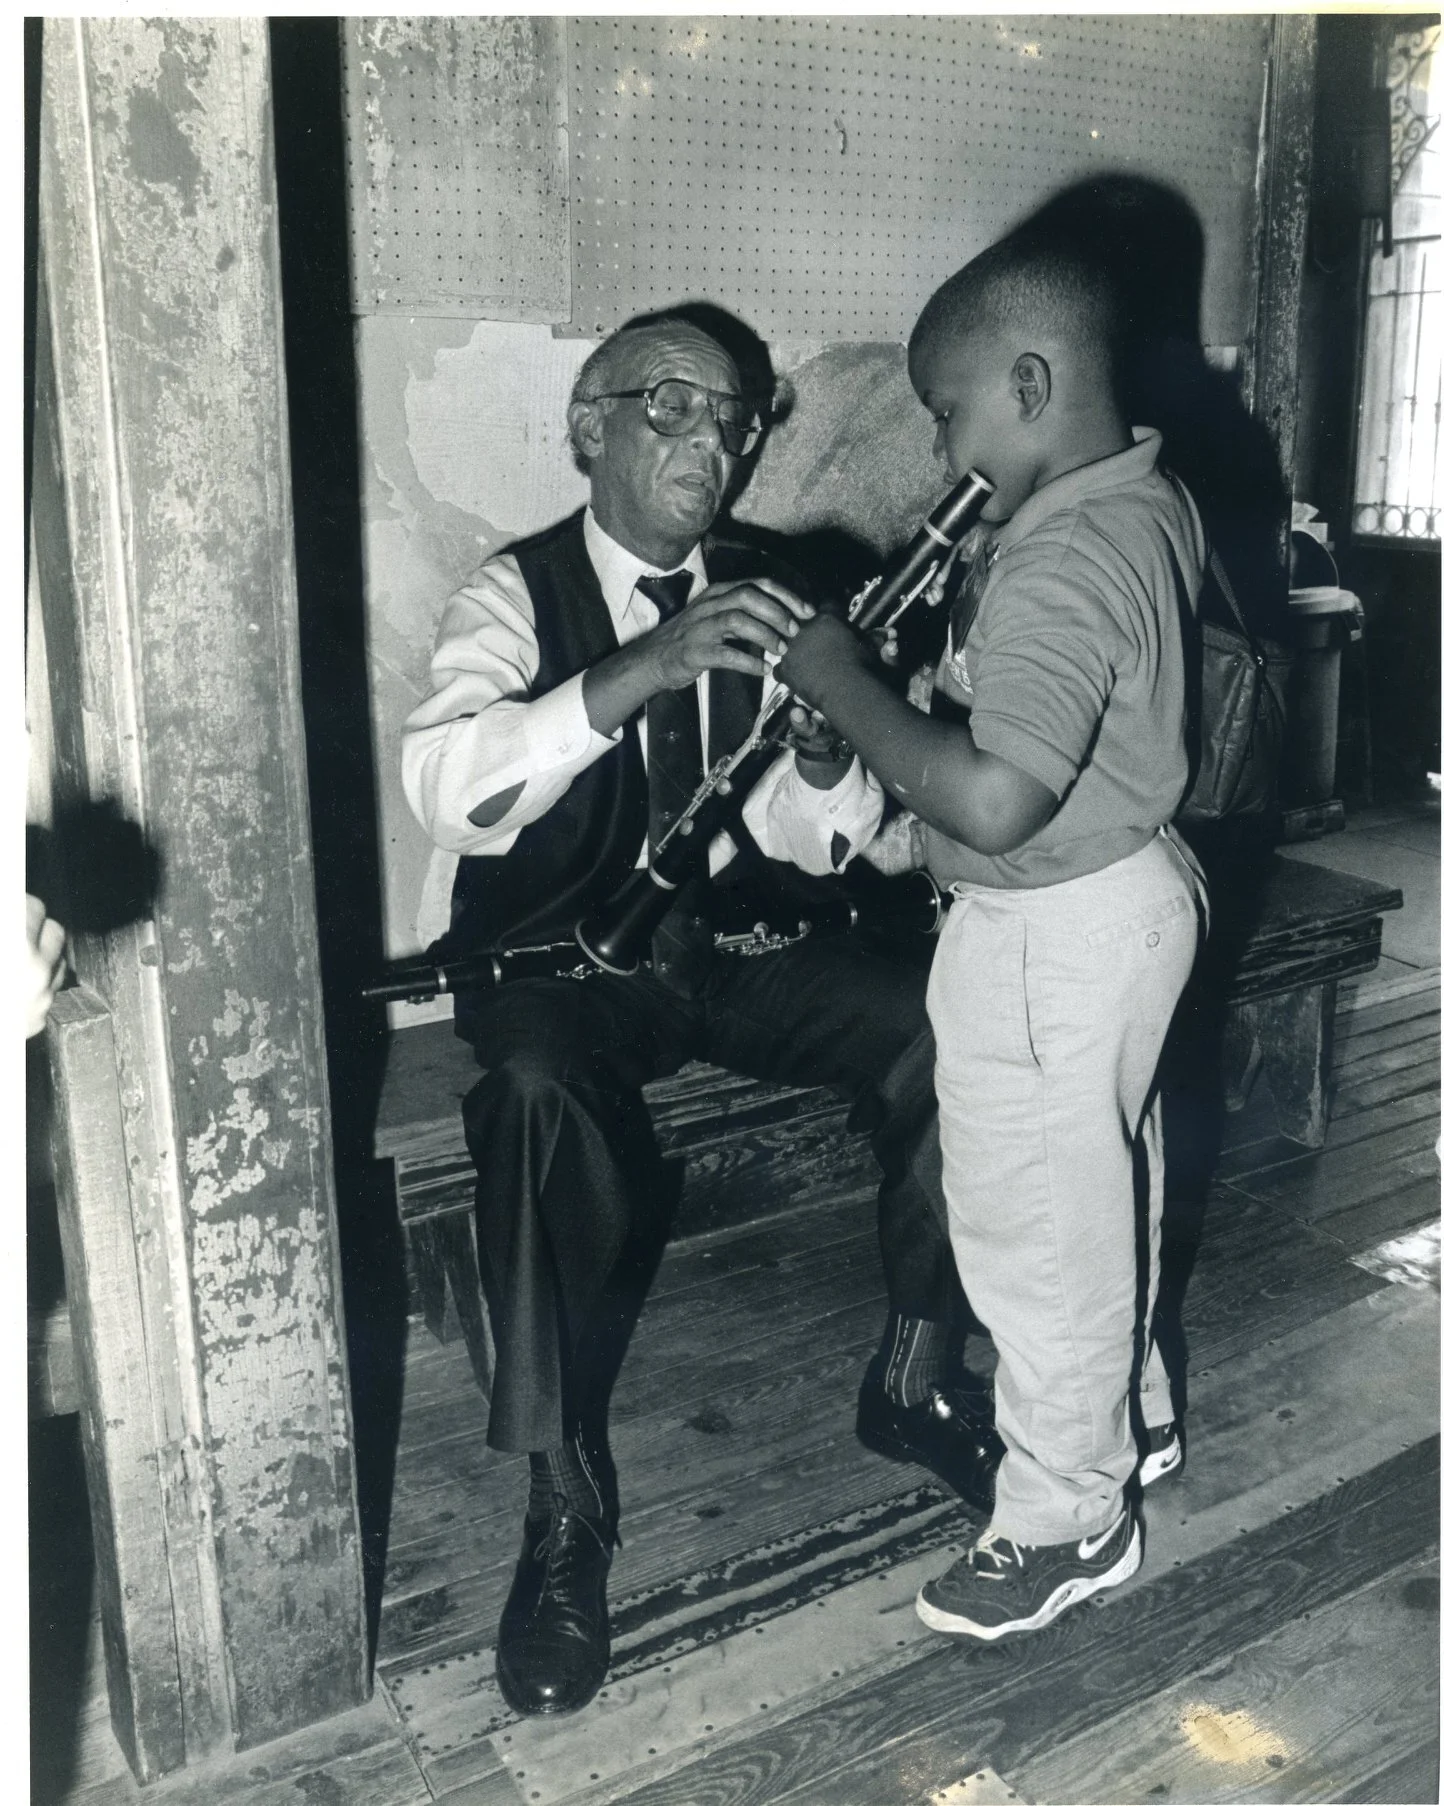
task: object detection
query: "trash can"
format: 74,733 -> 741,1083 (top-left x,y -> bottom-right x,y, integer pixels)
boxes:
1281,587 -> 1365,806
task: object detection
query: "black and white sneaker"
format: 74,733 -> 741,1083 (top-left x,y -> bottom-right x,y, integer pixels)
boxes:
1139,1421 -> 1184,1487
916,1506 -> 1141,1640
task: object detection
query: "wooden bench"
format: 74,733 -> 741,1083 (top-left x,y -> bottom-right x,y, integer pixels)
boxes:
373,1034 -> 881,1394
1192,854 -> 1402,1145
371,854 -> 1402,1390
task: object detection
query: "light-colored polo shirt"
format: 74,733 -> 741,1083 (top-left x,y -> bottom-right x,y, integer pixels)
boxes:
925,428 -> 1205,891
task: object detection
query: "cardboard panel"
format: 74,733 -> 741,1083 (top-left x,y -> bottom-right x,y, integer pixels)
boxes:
344,17 -> 570,319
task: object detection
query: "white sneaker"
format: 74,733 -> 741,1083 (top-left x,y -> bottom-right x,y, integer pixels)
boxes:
1139,1421 -> 1183,1487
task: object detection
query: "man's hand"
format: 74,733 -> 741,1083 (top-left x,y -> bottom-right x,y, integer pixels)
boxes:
584,578 -> 815,738
648,579 -> 814,690
859,811 -> 926,875
774,612 -> 874,708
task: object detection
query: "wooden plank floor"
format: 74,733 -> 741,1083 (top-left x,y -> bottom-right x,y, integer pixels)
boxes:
33,969 -> 1440,1806
375,968 -> 1440,1806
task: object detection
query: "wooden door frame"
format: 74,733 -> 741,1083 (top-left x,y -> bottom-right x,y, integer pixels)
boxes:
33,18 -> 369,1779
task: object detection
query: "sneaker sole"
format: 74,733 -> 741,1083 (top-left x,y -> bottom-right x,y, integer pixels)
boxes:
914,1521 -> 1142,1640
1139,1440 -> 1183,1487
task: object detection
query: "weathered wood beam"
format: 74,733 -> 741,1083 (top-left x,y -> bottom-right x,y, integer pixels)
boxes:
1247,13 -> 1319,519
32,79 -> 234,1781
27,1297 -> 78,1419
35,17 -> 368,1773
44,989 -> 188,1777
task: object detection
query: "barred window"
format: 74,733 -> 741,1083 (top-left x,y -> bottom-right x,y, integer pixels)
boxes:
1352,23 -> 1441,542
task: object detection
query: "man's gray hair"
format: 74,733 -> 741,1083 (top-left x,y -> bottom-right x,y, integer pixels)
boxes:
566,315 -> 733,471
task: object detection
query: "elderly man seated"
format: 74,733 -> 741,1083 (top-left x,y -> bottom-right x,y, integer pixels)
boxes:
401,309 -> 998,1716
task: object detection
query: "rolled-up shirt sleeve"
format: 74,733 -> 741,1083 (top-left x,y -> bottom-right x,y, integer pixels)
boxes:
401,556 -> 621,855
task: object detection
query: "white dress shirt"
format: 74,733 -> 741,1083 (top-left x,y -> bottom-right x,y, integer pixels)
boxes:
402,510 -> 883,930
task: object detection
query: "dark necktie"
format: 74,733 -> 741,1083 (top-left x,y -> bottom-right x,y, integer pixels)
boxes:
637,572 -> 711,994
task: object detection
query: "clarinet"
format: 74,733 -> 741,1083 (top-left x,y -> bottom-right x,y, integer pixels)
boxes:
574,468 -> 994,975
361,468 -> 992,1005
361,868 -> 947,1004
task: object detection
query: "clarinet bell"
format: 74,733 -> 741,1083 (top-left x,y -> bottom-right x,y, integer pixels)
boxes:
574,868 -> 670,975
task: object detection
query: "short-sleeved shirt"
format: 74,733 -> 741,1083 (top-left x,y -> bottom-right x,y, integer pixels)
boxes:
924,428 -> 1205,891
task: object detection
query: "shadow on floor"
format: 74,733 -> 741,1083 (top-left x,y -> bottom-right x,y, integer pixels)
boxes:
31,1414 -> 95,1806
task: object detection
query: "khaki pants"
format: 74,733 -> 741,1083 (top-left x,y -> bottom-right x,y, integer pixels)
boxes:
928,831 -> 1207,1545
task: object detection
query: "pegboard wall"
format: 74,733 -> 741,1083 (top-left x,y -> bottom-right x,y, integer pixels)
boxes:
343,17 -> 570,318
342,15 -> 1272,344
346,16 -> 1276,968
566,15 -> 1270,343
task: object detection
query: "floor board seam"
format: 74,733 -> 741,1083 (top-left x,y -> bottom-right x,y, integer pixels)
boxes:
740,1440 -> 1443,1806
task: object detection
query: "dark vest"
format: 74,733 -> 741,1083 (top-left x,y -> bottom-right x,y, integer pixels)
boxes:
445,509 -> 780,958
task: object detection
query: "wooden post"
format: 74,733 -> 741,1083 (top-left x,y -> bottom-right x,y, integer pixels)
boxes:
34,18 -> 368,1773
1248,13 -> 1319,523
45,990 -> 190,1778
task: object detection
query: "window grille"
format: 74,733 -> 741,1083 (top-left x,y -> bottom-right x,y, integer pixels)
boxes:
1352,23 -> 1441,542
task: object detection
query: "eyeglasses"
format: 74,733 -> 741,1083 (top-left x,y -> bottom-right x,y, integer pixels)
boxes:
590,378 -> 764,457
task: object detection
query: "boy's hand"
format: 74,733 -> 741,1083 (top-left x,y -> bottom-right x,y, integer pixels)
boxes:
785,701 -> 852,789
774,613 -> 874,707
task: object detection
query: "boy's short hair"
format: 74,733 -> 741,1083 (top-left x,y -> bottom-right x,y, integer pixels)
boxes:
910,228 -> 1124,384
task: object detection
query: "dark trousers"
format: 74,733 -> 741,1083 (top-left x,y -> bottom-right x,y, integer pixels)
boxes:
458,934 -> 955,1452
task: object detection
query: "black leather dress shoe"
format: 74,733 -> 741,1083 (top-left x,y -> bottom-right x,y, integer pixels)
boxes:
855,1370 -> 1004,1514
495,1505 -> 614,1715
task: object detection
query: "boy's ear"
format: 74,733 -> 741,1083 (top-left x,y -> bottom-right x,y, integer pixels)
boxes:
1012,353 -> 1051,422
568,397 -> 607,462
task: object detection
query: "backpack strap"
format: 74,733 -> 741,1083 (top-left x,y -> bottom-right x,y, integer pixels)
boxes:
1204,541 -> 1266,668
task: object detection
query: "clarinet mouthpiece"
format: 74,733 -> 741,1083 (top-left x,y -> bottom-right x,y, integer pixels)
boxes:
851,469 -> 995,632
930,468 -> 995,540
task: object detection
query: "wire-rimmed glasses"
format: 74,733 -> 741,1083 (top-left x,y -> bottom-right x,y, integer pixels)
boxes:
589,378 -> 764,457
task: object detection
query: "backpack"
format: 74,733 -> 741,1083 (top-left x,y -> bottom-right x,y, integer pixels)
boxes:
1176,546 -> 1293,824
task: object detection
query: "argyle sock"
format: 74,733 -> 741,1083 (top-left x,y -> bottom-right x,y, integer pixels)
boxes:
528,1439 -> 607,1524
877,1312 -> 948,1408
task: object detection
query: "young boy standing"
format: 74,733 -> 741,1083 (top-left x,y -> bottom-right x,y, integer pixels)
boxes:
765,230 -> 1209,1638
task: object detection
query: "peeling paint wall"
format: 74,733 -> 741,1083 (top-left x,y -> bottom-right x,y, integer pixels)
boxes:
91,17 -> 368,1739
358,315 -> 589,967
